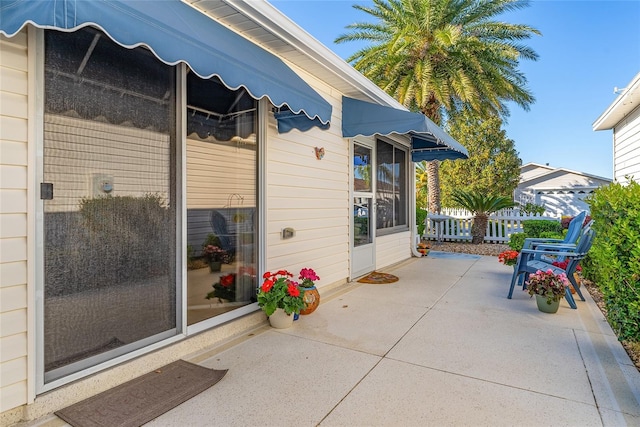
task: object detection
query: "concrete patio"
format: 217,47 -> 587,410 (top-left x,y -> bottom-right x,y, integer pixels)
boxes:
36,252 -> 640,426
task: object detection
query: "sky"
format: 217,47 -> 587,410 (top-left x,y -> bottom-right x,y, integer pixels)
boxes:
270,0 -> 640,179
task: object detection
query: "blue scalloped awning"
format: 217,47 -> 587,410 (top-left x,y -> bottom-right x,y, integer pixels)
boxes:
341,96 -> 468,161
0,0 -> 332,132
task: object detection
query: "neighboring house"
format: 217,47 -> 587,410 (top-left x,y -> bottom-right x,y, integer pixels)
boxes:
593,71 -> 640,184
514,163 -> 612,217
0,0 -> 467,423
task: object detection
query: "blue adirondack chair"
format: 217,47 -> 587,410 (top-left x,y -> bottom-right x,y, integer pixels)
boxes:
209,210 -> 235,255
522,211 -> 587,250
508,228 -> 596,309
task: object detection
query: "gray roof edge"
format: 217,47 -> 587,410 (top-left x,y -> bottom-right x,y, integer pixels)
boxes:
593,71 -> 640,130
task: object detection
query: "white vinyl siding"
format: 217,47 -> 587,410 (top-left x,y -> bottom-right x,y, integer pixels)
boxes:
376,231 -> 412,269
0,30 -> 29,413
265,82 -> 350,289
613,105 -> 640,184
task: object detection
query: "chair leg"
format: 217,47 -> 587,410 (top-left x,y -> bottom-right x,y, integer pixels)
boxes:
564,286 -> 577,309
568,273 -> 586,302
508,269 -> 520,299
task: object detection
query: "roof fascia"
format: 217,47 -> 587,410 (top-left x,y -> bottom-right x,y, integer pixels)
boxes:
593,71 -> 640,130
521,167 -> 612,184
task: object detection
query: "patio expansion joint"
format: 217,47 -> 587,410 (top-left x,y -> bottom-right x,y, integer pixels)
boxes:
383,356 -> 601,410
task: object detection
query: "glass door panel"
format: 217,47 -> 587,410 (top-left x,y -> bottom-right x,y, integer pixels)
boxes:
185,74 -> 258,325
42,28 -> 177,382
352,143 -> 375,277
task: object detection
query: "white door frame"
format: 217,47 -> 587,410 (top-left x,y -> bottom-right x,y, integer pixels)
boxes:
350,138 -> 376,279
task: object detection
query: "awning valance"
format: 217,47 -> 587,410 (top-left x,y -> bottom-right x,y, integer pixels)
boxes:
341,96 -> 468,161
0,0 -> 332,132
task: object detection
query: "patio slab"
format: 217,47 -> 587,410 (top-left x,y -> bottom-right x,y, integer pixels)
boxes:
33,252 -> 640,427
321,358 -> 602,427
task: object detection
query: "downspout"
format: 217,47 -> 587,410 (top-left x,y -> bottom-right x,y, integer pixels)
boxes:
410,162 -> 425,258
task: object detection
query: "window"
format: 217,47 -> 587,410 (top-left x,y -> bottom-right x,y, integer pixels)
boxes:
376,139 -> 407,231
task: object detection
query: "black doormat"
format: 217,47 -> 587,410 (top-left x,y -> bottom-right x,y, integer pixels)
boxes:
55,360 -> 227,427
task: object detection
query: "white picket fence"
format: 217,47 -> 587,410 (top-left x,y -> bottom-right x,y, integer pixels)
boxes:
422,208 -> 559,243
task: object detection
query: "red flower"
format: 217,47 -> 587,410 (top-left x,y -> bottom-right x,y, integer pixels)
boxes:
552,260 -> 582,272
287,283 -> 300,297
263,272 -> 271,279
261,279 -> 274,293
220,274 -> 235,287
276,269 -> 293,277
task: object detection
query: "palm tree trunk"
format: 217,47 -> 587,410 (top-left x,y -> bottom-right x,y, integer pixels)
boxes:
472,213 -> 488,244
427,160 -> 441,214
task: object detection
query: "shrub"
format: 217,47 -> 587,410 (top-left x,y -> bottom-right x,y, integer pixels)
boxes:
522,219 -> 562,236
416,207 -> 427,236
520,202 -> 545,215
585,180 -> 640,341
539,231 -> 564,240
508,232 -> 526,251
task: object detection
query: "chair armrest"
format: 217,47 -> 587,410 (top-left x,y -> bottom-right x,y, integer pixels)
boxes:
533,243 -> 578,252
521,248 -> 581,259
523,238 -> 563,249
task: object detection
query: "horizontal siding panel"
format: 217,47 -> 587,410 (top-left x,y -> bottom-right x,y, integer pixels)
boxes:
0,214 -> 26,238
1,31 -> 28,46
0,116 -> 27,142
0,309 -> 26,336
0,333 -> 27,362
268,188 -> 348,204
0,165 -> 27,189
268,172 -> 346,190
268,207 -> 346,223
0,35 -> 28,71
0,356 -> 27,387
376,232 -> 412,269
0,91 -> 27,119
0,237 -> 26,263
0,380 -> 27,412
0,140 -> 27,165
268,216 -> 346,232
267,249 -> 350,283
267,197 -> 346,210
0,189 -> 26,214
0,262 -> 26,288
0,285 -> 26,312
0,66 -> 28,95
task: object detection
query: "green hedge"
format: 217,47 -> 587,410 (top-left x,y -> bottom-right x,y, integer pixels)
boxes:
584,180 -> 640,341
416,207 -> 427,236
522,219 -> 563,236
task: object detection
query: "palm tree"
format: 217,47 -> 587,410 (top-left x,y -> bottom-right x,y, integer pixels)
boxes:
336,0 -> 540,212
451,190 -> 514,244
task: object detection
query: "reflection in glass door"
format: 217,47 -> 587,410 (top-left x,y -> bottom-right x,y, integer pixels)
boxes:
352,143 -> 375,278
185,74 -> 258,325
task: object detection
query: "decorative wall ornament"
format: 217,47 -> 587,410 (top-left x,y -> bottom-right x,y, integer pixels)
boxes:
315,147 -> 325,160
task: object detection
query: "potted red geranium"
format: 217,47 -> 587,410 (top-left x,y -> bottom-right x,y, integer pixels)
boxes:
257,270 -> 305,328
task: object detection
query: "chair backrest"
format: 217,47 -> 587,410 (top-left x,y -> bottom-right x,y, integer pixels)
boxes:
209,210 -> 233,252
563,211 -> 587,244
565,228 -> 595,275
